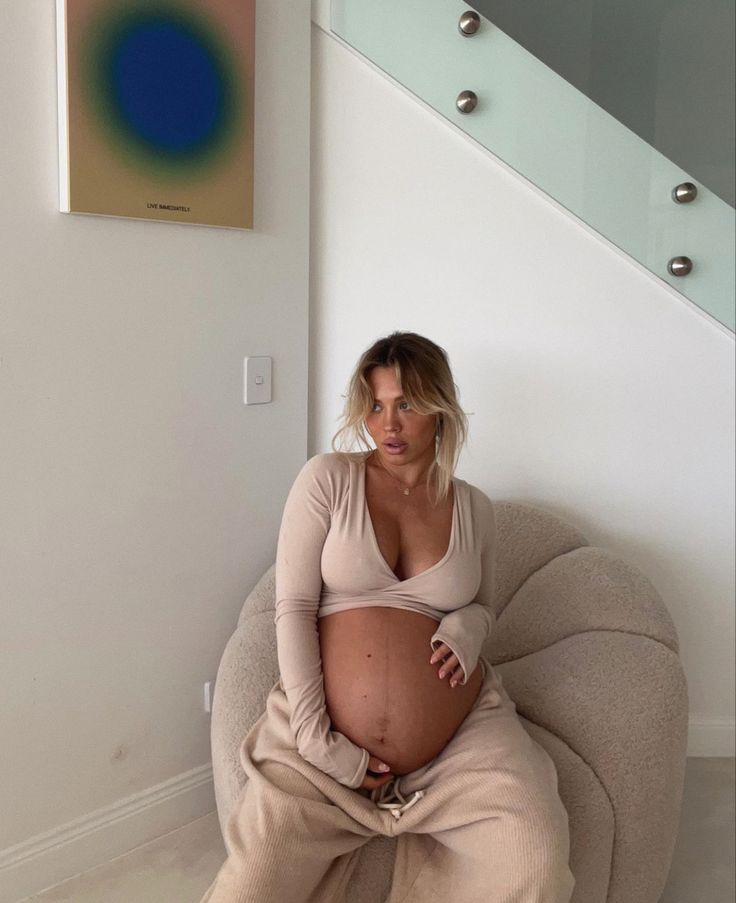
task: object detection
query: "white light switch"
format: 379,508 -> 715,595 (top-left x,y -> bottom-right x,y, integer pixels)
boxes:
244,356 -> 272,404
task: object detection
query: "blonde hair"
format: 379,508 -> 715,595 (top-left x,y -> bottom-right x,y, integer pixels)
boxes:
331,332 -> 469,507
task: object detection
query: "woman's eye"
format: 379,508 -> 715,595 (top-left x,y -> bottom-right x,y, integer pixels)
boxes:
370,401 -> 410,412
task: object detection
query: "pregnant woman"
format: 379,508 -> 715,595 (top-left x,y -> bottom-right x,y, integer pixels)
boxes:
201,332 -> 575,903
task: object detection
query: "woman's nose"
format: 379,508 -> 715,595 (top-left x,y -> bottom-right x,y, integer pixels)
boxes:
382,408 -> 400,429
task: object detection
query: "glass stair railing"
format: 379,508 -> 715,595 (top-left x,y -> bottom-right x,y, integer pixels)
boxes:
330,0 -> 736,333
466,0 -> 735,211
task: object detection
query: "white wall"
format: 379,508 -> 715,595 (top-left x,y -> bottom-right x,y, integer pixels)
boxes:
309,17 -> 735,758
0,1 -> 311,899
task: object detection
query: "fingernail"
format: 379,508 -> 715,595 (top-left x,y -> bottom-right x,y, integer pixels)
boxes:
439,670 -> 445,678
378,763 -> 390,771
450,680 -> 457,688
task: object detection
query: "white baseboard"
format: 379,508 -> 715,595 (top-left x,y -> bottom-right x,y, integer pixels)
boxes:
1,764 -> 215,903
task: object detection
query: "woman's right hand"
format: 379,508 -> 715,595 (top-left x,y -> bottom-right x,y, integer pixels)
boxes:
359,754 -> 395,790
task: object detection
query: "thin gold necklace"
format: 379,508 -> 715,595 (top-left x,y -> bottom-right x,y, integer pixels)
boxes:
370,449 -> 430,495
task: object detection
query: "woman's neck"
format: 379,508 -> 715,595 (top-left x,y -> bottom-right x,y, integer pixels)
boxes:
366,447 -> 436,491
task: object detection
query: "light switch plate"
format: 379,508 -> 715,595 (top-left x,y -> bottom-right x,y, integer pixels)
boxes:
244,356 -> 272,404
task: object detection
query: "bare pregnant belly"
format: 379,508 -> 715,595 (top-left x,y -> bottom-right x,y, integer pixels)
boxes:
319,607 -> 484,775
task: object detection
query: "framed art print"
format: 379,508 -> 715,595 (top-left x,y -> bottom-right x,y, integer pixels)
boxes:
56,0 -> 256,229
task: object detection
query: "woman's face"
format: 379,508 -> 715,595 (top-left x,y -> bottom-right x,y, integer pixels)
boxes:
364,366 -> 438,466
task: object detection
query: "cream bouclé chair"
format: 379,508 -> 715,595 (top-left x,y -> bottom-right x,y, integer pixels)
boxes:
209,500 -> 689,903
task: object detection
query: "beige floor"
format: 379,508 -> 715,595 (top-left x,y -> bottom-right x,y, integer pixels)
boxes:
20,758 -> 735,903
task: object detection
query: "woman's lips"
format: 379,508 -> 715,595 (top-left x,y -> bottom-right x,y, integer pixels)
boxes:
383,441 -> 407,454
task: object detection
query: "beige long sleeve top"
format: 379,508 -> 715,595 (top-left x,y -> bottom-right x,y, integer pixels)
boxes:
274,450 -> 497,789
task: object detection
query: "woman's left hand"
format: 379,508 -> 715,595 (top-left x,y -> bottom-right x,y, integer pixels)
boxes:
429,643 -> 465,688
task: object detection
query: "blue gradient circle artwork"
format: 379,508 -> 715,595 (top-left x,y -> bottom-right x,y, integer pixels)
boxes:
88,5 -> 238,169
110,21 -> 224,154
65,0 -> 255,228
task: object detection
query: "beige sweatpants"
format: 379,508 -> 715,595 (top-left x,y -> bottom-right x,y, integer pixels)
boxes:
200,657 -> 575,903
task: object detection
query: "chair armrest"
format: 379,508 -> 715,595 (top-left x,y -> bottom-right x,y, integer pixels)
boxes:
492,545 -> 688,903
497,632 -> 688,903
210,611 -> 278,834
490,545 -> 679,663
236,564 -> 276,628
